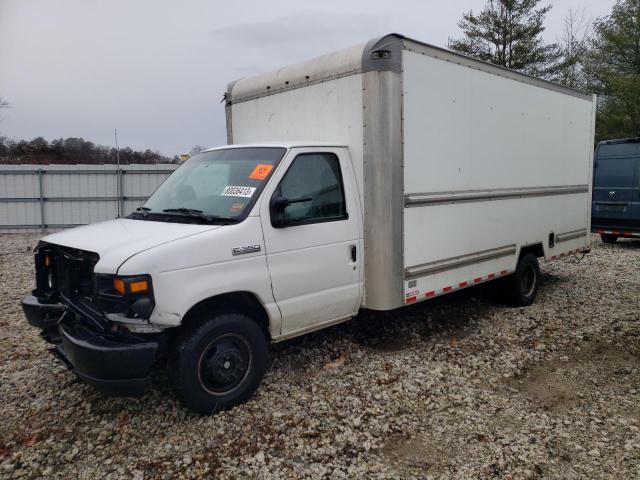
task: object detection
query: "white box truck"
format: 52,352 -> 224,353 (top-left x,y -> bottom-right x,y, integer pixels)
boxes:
22,34 -> 596,413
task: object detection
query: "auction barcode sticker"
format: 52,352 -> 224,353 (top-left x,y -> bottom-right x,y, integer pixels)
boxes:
221,185 -> 256,198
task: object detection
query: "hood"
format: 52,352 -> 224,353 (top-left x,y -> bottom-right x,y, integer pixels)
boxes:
42,218 -> 221,273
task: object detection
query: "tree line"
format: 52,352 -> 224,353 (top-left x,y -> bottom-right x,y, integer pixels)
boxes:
0,136 -> 178,165
448,0 -> 640,141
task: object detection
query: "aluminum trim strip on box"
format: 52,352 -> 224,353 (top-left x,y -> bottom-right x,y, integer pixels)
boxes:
556,228 -> 588,242
362,34 -> 403,73
226,32 -> 593,105
227,69 -> 363,105
227,42 -> 366,105
361,70 -> 405,310
405,244 -> 517,279
405,185 -> 589,207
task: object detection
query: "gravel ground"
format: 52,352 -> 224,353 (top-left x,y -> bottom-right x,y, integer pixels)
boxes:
0,233 -> 639,479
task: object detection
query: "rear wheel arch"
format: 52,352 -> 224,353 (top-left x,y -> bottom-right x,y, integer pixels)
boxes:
519,243 -> 545,260
181,291 -> 271,341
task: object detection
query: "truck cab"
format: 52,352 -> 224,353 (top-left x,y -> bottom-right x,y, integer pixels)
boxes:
22,144 -> 363,413
592,138 -> 640,243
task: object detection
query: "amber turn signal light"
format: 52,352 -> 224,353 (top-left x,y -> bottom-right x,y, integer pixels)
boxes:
113,278 -> 125,295
130,280 -> 149,294
113,277 -> 149,295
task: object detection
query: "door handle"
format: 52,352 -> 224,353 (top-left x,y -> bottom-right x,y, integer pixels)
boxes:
350,245 -> 357,262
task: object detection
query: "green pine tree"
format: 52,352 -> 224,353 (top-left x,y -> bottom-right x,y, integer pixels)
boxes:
448,0 -> 561,79
586,0 -> 640,140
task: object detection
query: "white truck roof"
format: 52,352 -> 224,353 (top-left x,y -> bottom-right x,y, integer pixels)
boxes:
225,33 -> 591,108
204,142 -> 347,152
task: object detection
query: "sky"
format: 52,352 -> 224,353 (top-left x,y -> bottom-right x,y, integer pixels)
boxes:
0,0 -> 617,156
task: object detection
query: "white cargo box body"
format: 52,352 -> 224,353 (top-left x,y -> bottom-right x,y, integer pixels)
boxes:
225,33 -> 597,311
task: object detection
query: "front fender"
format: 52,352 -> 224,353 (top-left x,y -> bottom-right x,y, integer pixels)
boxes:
150,255 -> 281,337
116,218 -> 280,336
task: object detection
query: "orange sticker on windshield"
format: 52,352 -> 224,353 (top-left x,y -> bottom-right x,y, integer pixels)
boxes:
249,164 -> 273,180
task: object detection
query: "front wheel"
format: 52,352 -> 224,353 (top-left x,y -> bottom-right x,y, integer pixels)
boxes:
168,312 -> 268,414
601,234 -> 618,244
504,253 -> 540,307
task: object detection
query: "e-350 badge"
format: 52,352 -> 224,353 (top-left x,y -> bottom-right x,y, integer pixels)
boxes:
232,245 -> 261,256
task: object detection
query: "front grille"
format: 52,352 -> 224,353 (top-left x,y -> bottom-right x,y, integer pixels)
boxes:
36,243 -> 99,303
54,247 -> 99,299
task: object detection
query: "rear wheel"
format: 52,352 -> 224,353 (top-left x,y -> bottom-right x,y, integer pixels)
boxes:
168,312 -> 268,414
601,234 -> 618,244
504,253 -> 540,306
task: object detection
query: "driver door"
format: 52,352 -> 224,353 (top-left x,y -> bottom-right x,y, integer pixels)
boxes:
259,148 -> 362,336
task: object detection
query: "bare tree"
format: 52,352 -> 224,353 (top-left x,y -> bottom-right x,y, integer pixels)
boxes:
556,8 -> 591,88
0,136 -> 174,165
0,96 -> 9,123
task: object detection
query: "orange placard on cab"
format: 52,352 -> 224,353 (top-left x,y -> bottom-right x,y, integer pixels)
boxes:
249,164 -> 274,180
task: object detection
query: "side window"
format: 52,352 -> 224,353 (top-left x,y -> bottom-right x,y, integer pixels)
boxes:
272,153 -> 347,226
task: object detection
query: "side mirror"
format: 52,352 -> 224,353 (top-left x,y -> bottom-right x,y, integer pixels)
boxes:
270,196 -> 312,228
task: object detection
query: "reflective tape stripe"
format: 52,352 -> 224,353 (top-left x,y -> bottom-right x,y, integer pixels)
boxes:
411,270 -> 516,302
598,230 -> 640,237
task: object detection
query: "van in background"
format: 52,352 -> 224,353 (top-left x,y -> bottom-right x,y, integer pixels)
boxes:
592,138 -> 640,243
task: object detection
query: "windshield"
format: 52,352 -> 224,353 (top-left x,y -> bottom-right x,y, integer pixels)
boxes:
141,147 -> 286,221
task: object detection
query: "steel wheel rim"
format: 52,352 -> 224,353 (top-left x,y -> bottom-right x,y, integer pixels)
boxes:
521,264 -> 536,298
197,333 -> 252,396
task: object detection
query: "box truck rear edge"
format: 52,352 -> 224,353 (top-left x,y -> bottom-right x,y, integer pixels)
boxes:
22,33 -> 596,413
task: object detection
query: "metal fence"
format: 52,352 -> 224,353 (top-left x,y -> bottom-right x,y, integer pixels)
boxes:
0,164 -> 179,232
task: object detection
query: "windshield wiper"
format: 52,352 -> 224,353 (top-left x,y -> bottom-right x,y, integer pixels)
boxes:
163,207 -> 204,215
162,207 -> 237,224
135,206 -> 151,217
162,207 -> 210,221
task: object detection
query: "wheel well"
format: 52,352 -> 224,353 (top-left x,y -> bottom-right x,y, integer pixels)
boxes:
181,292 -> 271,340
519,243 -> 544,259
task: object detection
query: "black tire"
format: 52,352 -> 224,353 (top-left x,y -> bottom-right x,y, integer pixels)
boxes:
168,312 -> 268,414
601,234 -> 618,244
504,253 -> 540,307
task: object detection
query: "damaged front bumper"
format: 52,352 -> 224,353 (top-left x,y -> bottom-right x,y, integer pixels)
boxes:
21,294 -> 164,395
22,294 -> 66,331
